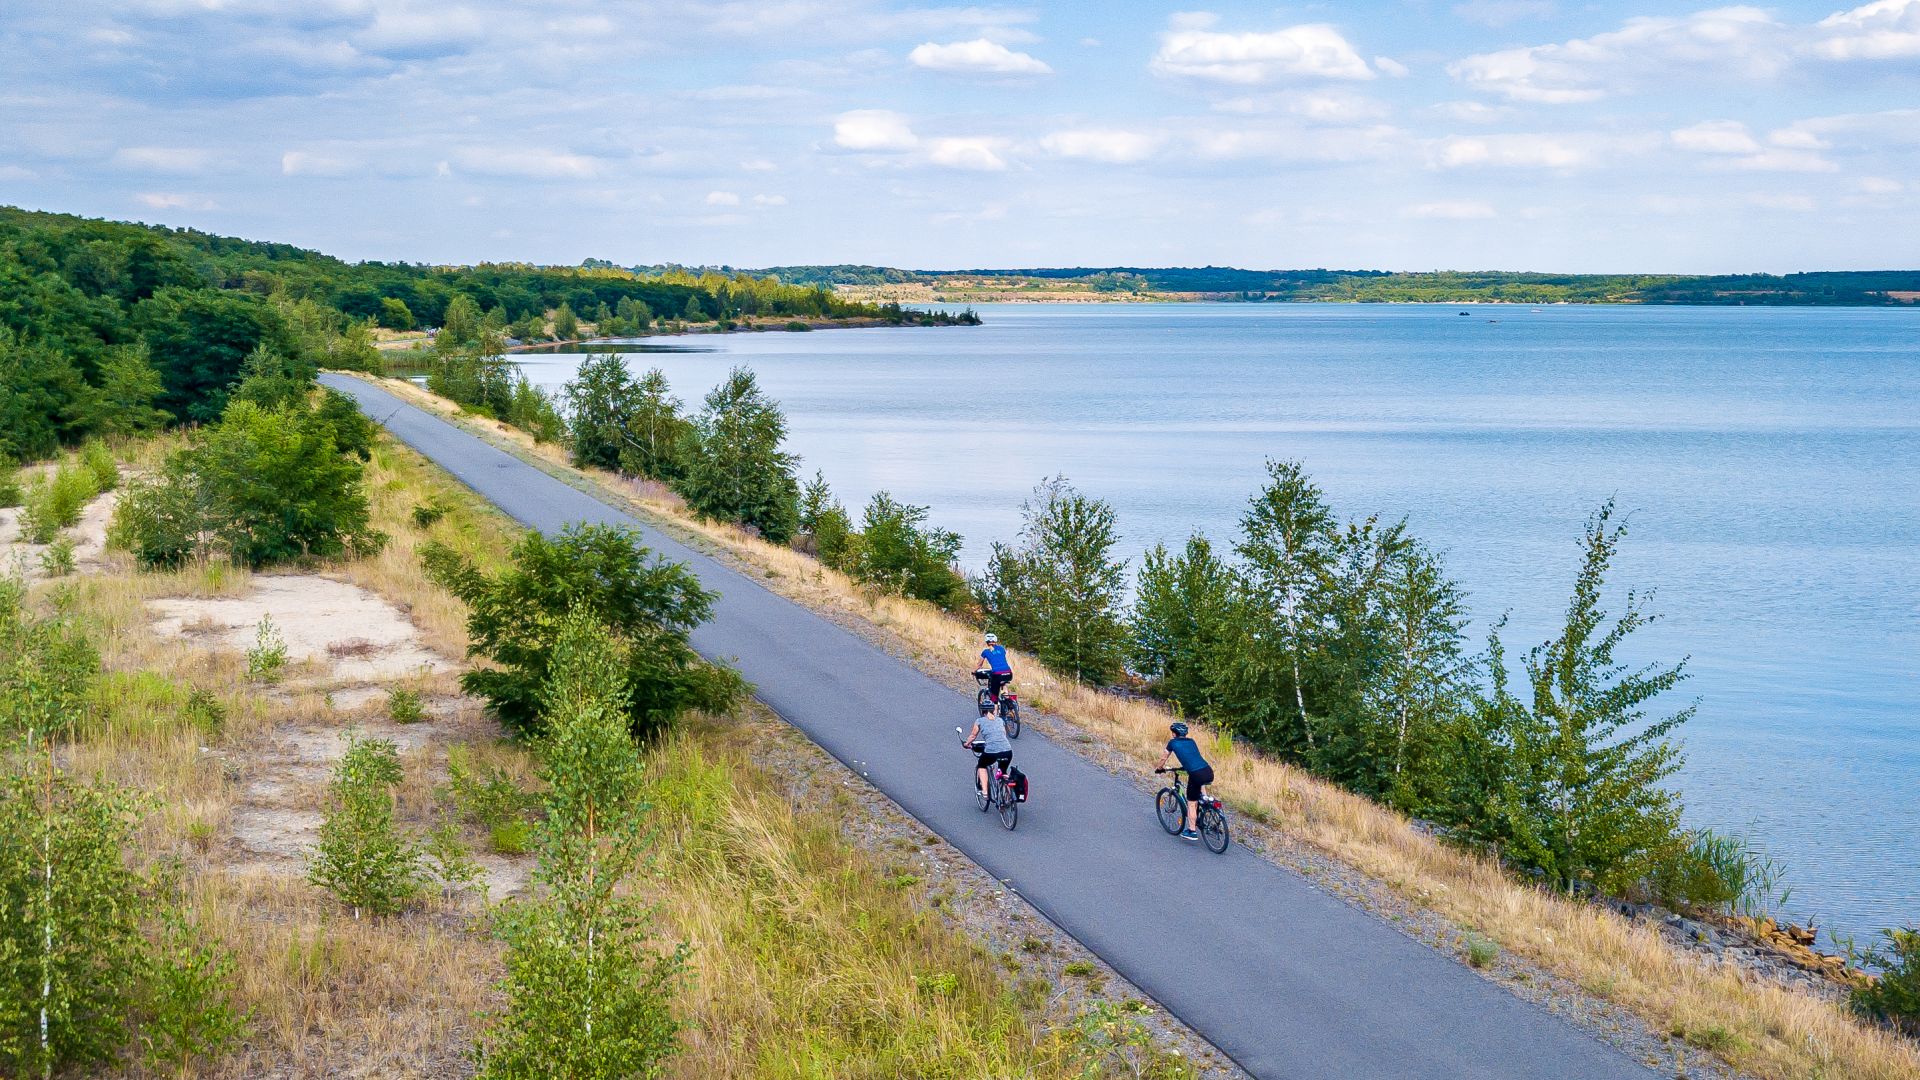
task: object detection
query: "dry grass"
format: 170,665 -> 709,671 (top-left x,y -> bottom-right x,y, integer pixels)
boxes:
359,372 -> 1920,1080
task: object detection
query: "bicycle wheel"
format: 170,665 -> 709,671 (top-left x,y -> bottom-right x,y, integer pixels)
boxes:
975,769 -> 990,812
1003,701 -> 1021,739
997,776 -> 1019,831
1201,805 -> 1230,854
1155,788 -> 1184,835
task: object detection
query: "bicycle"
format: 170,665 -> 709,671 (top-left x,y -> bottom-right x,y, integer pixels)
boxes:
972,670 -> 1022,739
1154,767 -> 1229,854
958,727 -> 1018,831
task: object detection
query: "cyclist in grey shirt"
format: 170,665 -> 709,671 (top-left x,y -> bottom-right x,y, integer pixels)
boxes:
963,711 -> 1013,800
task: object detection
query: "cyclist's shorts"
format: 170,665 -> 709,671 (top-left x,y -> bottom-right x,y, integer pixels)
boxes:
977,750 -> 1012,772
1186,766 -> 1214,802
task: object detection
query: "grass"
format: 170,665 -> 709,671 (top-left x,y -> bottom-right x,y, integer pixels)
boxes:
356,372 -> 1920,1080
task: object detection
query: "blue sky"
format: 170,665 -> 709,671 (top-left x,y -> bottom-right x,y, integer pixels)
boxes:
3,1 -> 1917,272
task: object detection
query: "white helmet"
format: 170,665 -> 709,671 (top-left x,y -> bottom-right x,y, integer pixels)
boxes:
984,632 -> 998,644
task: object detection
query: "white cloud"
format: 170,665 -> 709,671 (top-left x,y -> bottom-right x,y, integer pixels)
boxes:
1373,56 -> 1409,77
1858,175 -> 1904,193
1431,100 -> 1513,123
909,38 -> 1051,75
1747,192 -> 1816,210
1815,0 -> 1920,60
1671,121 -> 1760,154
740,158 -> 777,171
281,150 -> 358,176
1151,21 -> 1375,84
1448,7 -> 1791,103
926,136 -> 1007,171
705,190 -> 740,205
1405,199 -> 1498,219
1730,148 -> 1839,172
1190,124 -> 1404,164
1433,133 -> 1630,169
134,192 -> 215,210
752,193 -> 787,205
833,109 -> 918,151
452,148 -> 601,178
1039,129 -> 1161,164
112,146 -> 213,173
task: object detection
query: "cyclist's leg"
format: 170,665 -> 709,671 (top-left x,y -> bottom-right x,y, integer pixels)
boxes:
990,671 -> 1009,702
976,752 -> 992,796
1184,770 -> 1206,833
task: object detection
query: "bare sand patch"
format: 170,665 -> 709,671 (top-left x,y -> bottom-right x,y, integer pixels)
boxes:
0,488 -> 121,581
148,575 -> 452,683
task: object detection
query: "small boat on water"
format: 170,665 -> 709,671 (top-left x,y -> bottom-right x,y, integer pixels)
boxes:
1457,311 -> 1471,315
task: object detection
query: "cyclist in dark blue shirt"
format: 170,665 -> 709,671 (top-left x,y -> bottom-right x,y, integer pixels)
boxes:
976,632 -> 1013,704
1159,722 -> 1214,841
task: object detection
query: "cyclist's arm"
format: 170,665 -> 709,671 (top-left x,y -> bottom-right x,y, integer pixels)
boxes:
964,721 -> 982,745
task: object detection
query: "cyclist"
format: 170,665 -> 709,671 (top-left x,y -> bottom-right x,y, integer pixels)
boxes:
976,632 -> 1013,706
1158,722 -> 1214,841
962,707 -> 1014,803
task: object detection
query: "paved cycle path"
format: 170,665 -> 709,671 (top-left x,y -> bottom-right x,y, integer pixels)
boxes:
326,373 -> 1655,1079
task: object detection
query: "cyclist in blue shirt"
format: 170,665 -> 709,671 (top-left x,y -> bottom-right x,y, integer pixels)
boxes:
1158,722 -> 1214,841
976,632 -> 1013,705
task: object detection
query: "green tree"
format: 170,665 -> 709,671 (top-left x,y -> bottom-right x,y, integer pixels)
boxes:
615,296 -> 651,334
423,524 -> 743,741
678,367 -> 799,543
551,302 -> 579,341
797,470 -> 855,569
563,354 -> 638,471
977,478 -> 1128,683
1130,535 -> 1232,716
134,286 -> 286,423
89,345 -> 169,437
619,369 -> 689,482
849,491 -> 967,608
376,296 -> 415,330
440,293 -> 482,345
681,294 -> 704,322
478,610 -> 686,1078
1223,460 -> 1337,753
0,332 -> 95,461
308,734 -> 424,917
1489,501 -> 1693,893
1374,542 -> 1473,809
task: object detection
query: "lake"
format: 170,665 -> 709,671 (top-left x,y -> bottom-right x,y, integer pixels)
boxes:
510,302 -> 1919,943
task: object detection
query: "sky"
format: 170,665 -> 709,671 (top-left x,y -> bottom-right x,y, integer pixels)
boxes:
3,1 -> 1918,273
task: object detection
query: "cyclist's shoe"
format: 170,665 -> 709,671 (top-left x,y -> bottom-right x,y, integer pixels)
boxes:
1180,829 -> 1200,841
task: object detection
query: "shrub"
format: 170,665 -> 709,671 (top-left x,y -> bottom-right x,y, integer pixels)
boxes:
784,320 -> 810,331
0,754 -> 150,1075
139,900 -> 249,1074
1650,829 -> 1790,917
477,610 -> 686,1078
678,367 -> 800,544
80,440 -> 118,492
245,615 -> 288,682
40,536 -> 77,577
848,490 -> 967,609
446,746 -> 533,829
20,463 -> 97,543
489,820 -> 533,856
424,817 -> 485,901
424,524 -> 743,741
0,457 -> 19,509
307,734 -> 423,917
1465,935 -> 1500,969
106,465 -> 212,569
411,497 -> 451,528
0,581 -> 101,738
387,687 -> 425,724
1852,927 -> 1920,1036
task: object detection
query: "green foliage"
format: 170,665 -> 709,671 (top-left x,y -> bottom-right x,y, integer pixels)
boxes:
490,820 -> 533,856
1486,502 -> 1692,894
139,899 -> 250,1074
377,296 -> 415,330
388,687 -> 426,724
1130,535 -> 1231,715
847,491 -> 967,608
40,536 -> 77,577
0,580 -> 101,739
20,461 -> 100,544
678,367 -> 799,542
411,497 -> 451,528
0,458 -> 19,509
551,302 -> 579,341
112,397 -> 381,568
308,734 -> 424,917
1851,927 -> 1920,1036
0,748 -> 150,1075
90,345 -> 170,437
424,525 -> 742,741
797,470 -> 854,569
505,375 -> 565,444
79,440 -> 118,493
975,477 -> 1129,683
136,286 -> 289,423
478,609 -> 687,1078
440,293 -> 483,345
427,331 -> 516,416
563,353 -> 639,471
1464,934 -> 1500,969
227,344 -> 317,412
445,746 -> 534,830
0,331 -> 104,461
313,387 -> 378,461
245,615 -> 288,682
424,817 -> 485,900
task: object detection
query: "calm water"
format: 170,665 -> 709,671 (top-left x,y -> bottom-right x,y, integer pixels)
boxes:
513,303 -> 1920,942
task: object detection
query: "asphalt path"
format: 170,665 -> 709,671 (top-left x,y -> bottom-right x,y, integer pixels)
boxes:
324,373 -> 1655,1080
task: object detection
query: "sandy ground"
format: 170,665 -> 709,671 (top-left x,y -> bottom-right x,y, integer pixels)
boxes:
148,575 -> 452,683
0,488 -> 122,581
